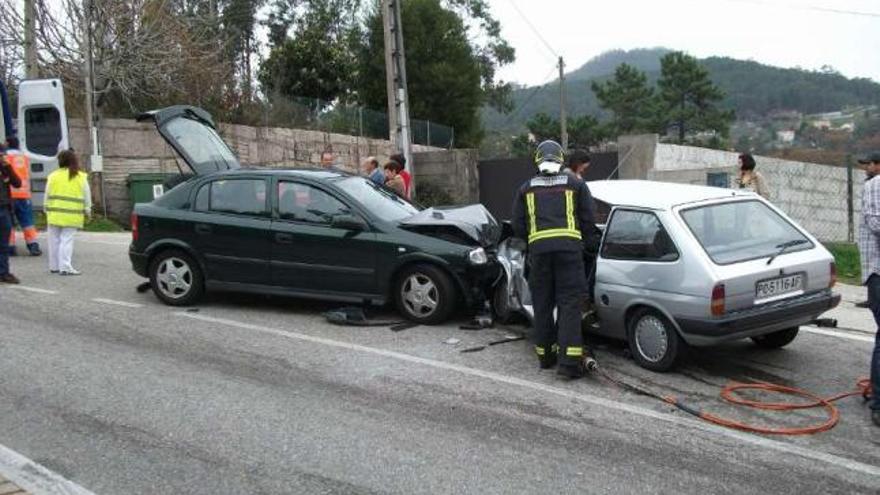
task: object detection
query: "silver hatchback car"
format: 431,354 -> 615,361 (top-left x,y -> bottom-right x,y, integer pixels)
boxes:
497,180 -> 841,371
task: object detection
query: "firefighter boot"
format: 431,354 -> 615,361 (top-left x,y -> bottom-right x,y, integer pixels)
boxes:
535,345 -> 557,369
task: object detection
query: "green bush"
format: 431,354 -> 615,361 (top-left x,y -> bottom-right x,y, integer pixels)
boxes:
413,180 -> 454,208
825,242 -> 860,285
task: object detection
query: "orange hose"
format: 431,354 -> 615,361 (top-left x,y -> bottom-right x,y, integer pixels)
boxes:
670,378 -> 871,435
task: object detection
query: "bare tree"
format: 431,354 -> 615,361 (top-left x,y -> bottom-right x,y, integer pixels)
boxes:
0,0 -> 233,115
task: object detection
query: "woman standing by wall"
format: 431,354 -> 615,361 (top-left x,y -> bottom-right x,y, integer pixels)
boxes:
45,150 -> 91,275
736,153 -> 770,199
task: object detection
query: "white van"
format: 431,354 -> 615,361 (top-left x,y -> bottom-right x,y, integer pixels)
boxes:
17,79 -> 69,206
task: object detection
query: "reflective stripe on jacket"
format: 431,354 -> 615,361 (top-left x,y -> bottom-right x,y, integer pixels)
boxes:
45,169 -> 88,228
4,152 -> 30,199
511,173 -> 596,255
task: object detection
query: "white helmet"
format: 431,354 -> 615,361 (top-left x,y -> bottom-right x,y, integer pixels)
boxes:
537,160 -> 563,174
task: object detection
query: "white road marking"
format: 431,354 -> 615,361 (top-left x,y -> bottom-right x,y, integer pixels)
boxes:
179,312 -> 880,479
91,298 -> 143,308
803,326 -> 875,343
2,286 -> 58,295
0,442 -> 96,495
76,240 -> 129,247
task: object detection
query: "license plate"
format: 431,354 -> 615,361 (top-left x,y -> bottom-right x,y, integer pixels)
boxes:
755,274 -> 804,302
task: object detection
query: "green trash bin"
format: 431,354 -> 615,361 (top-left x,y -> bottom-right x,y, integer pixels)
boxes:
127,173 -> 177,205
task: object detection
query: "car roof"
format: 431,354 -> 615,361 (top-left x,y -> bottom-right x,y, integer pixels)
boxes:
208,167 -> 352,180
589,180 -> 753,210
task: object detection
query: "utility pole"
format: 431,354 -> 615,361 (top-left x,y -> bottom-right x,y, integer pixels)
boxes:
558,56 -> 568,150
381,0 -> 414,190
24,0 -> 37,77
83,0 -> 106,216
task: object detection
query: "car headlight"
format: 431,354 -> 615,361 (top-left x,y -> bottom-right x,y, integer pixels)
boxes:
468,247 -> 488,265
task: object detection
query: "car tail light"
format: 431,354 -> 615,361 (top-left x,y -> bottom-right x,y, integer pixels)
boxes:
829,262 -> 837,288
711,283 -> 725,316
131,213 -> 138,242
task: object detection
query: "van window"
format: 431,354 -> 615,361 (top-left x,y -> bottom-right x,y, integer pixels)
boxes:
24,107 -> 62,156
680,200 -> 812,265
601,210 -> 678,262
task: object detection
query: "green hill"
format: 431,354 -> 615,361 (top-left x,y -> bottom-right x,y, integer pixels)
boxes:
484,48 -> 880,133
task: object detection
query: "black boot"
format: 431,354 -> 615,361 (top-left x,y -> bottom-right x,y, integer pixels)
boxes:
535,345 -> 557,369
557,360 -> 587,379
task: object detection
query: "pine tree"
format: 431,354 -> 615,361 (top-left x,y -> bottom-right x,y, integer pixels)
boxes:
656,52 -> 734,143
591,63 -> 655,136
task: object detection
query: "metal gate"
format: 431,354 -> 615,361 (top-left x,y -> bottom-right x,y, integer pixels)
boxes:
478,152 -> 618,221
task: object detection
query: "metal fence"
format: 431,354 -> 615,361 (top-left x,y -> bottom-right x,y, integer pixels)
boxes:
256,96 -> 457,148
99,95 -> 455,148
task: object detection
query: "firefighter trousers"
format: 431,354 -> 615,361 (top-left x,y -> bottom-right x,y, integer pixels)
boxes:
528,250 -> 587,365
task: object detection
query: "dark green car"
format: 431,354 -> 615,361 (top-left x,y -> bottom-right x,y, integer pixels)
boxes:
129,106 -> 500,324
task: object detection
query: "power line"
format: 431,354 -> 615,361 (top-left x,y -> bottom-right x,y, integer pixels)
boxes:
719,0 -> 880,18
506,0 -> 558,61
502,64 -> 559,130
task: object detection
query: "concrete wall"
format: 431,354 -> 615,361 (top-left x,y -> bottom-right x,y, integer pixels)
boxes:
618,135 -> 859,242
69,118 -> 445,224
412,149 -> 479,204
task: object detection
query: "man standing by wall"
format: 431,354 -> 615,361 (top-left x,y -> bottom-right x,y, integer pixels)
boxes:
362,156 -> 384,185
565,150 -> 591,180
5,137 -> 41,256
857,152 -> 880,427
0,143 -> 22,283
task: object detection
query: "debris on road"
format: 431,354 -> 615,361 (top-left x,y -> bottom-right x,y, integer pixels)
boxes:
324,307 -> 402,327
443,338 -> 461,346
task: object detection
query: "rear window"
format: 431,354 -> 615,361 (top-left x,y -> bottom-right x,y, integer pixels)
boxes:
24,106 -> 62,156
680,200 -> 813,265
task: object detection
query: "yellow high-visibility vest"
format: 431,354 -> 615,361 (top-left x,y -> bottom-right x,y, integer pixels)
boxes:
45,169 -> 88,228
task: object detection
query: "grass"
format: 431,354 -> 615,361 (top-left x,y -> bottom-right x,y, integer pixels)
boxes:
33,211 -> 125,233
825,242 -> 861,285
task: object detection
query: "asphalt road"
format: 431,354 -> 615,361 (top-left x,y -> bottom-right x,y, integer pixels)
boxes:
0,232 -> 878,494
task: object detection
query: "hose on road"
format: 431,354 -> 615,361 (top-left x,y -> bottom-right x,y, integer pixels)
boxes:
594,366 -> 871,435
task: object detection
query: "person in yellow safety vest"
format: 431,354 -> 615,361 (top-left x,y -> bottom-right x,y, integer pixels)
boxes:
511,140 -> 597,379
45,149 -> 91,276
4,137 -> 41,256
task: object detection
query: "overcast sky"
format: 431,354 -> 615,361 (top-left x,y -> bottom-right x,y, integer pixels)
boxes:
488,0 -> 880,86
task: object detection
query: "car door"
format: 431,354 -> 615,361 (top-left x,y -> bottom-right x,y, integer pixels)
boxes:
269,180 -> 379,297
595,208 -> 682,336
190,177 -> 272,285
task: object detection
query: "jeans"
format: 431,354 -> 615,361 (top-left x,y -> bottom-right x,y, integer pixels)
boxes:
866,274 -> 880,410
0,208 -> 10,275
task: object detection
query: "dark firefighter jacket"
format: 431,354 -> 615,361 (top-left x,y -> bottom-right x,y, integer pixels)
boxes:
511,172 -> 597,255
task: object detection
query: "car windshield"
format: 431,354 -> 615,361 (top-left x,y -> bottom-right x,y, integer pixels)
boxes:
679,200 -> 813,265
335,176 -> 420,222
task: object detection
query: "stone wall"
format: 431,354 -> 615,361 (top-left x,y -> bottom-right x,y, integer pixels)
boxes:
618,135 -> 858,242
411,149 -> 480,204
69,118 -> 444,224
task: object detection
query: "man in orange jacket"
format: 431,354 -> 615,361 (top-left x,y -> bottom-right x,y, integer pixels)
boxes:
5,137 -> 41,256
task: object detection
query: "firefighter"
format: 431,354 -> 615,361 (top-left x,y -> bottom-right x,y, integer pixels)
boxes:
512,140 -> 597,378
4,137 -> 41,256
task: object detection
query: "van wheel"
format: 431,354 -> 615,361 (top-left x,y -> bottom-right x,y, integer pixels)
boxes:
394,264 -> 456,325
751,327 -> 799,349
626,308 -> 685,372
149,249 -> 204,306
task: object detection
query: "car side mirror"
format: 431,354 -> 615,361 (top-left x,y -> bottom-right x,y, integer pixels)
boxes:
331,214 -> 367,231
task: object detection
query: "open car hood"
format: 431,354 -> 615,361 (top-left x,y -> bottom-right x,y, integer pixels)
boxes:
137,105 -> 240,175
400,204 -> 501,247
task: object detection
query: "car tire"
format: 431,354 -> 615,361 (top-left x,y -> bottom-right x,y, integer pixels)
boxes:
394,264 -> 457,325
149,249 -> 204,306
492,276 -> 515,324
626,308 -> 686,372
751,327 -> 799,349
